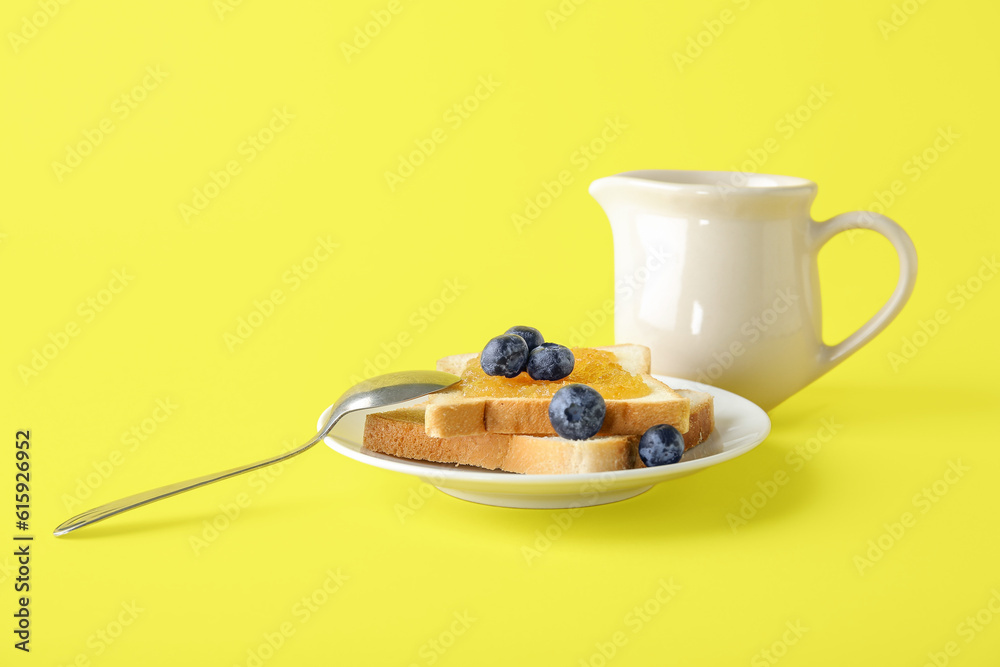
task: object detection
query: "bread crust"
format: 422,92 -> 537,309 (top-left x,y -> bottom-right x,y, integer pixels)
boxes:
677,389 -> 714,450
362,407 -> 508,469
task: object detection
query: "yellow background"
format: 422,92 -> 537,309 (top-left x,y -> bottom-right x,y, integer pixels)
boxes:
3,0 -> 998,664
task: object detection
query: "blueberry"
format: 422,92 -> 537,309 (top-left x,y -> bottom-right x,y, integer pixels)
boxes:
480,334 -> 529,377
548,384 -> 605,440
527,344 -> 575,381
504,326 -> 544,352
638,424 -> 685,466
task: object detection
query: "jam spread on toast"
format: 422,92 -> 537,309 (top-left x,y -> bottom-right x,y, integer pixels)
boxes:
459,348 -> 650,399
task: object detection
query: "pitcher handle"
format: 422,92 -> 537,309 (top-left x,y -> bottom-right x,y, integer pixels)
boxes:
810,211 -> 918,367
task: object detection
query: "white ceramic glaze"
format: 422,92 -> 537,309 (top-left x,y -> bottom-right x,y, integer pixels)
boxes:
590,170 -> 918,411
319,376 -> 770,509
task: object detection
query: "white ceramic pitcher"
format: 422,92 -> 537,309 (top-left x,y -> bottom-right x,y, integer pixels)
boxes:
589,169 -> 917,411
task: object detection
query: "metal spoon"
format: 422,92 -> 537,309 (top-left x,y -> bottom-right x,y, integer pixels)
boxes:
53,370 -> 459,537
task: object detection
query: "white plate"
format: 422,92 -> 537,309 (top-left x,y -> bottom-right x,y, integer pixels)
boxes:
319,375 -> 770,509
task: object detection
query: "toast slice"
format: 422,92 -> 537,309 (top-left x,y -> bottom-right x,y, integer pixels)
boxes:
426,345 -> 688,438
424,376 -> 688,438
363,405 -> 638,474
362,389 -> 714,474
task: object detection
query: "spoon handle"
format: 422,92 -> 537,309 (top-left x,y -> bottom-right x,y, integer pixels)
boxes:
52,370 -> 458,537
53,431 -> 325,536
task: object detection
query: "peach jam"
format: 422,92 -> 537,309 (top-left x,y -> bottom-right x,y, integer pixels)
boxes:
459,348 -> 650,399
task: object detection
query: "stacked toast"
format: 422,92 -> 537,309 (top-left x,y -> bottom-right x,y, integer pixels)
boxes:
362,341 -> 714,474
